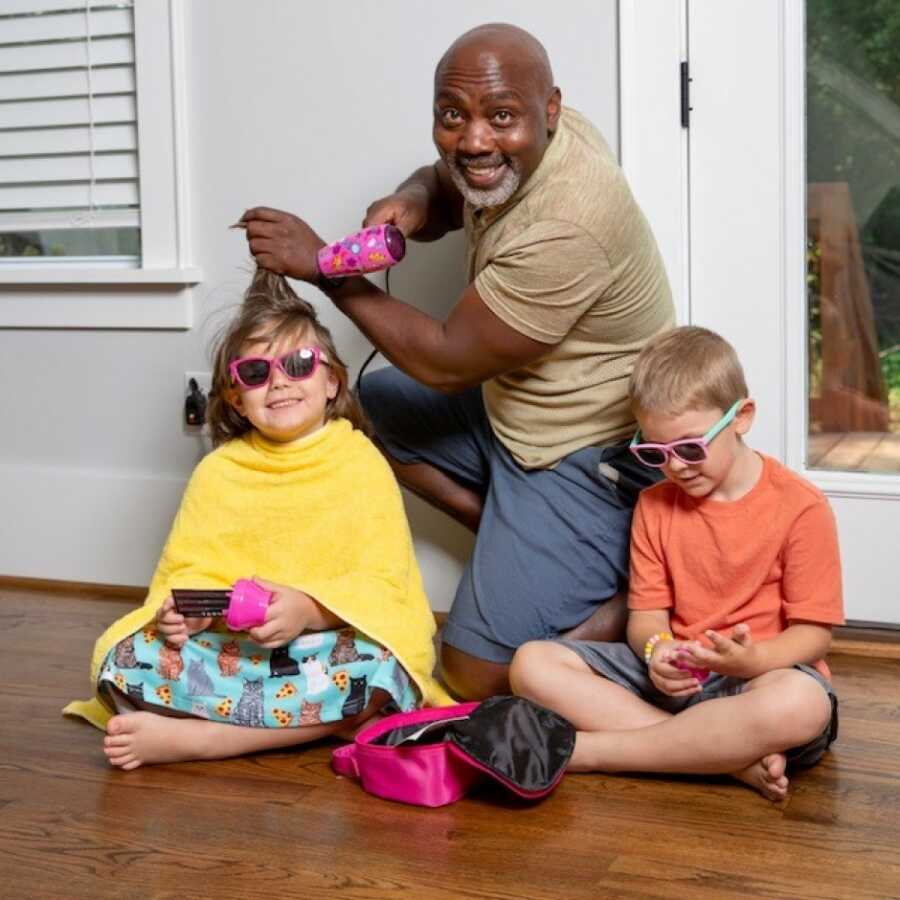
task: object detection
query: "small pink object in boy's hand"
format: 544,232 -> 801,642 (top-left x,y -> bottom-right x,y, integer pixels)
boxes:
673,650 -> 709,683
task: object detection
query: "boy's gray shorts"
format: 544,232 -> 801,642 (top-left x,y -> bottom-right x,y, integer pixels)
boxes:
556,639 -> 839,768
360,366 -> 661,664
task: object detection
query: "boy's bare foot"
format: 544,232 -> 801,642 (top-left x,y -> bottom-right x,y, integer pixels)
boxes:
733,753 -> 789,801
104,712 -> 215,770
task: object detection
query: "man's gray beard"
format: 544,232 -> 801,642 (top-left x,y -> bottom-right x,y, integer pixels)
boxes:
444,153 -> 522,208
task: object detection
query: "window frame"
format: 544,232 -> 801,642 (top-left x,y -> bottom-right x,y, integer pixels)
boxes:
0,0 -> 201,328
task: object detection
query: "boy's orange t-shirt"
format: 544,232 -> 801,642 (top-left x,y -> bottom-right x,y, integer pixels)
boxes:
628,454 -> 844,678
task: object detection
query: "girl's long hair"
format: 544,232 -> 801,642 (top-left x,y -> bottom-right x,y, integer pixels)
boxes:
206,268 -> 370,447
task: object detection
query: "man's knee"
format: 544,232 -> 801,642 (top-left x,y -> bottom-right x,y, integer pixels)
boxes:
440,642 -> 510,701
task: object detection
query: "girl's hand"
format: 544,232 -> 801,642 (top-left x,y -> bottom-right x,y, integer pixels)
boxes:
678,624 -> 757,678
156,596 -> 212,648
649,640 -> 704,697
247,578 -> 312,649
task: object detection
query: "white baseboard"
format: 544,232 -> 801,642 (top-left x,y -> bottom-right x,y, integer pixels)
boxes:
0,462 -> 185,587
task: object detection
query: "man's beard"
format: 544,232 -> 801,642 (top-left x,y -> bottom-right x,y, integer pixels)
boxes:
443,151 -> 523,208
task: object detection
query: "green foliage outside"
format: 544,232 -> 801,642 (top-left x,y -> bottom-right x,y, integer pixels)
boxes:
807,0 -> 900,428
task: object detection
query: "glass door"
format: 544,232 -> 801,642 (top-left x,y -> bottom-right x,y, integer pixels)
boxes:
806,3 -> 900,474
663,0 -> 900,624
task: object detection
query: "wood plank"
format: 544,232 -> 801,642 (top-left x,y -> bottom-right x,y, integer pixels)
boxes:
859,432 -> 900,474
807,431 -> 846,467
808,430 -> 900,473
813,432 -> 885,471
2,586 -> 900,899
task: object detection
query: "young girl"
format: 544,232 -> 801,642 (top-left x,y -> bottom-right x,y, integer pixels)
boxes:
65,269 -> 450,768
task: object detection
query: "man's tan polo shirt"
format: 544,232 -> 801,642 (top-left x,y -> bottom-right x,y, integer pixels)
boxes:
466,106 -> 675,469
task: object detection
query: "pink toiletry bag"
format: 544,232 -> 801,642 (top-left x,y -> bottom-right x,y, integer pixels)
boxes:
331,696 -> 575,808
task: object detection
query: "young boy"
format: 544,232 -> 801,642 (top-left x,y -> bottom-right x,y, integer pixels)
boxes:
509,326 -> 843,800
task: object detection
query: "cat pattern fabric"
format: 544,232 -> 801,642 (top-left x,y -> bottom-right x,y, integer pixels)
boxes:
114,635 -> 152,671
99,626 -> 416,728
217,640 -> 241,677
301,656 -> 330,695
299,700 -> 323,725
232,678 -> 265,727
341,675 -> 368,718
157,644 -> 184,681
187,660 -> 221,697
270,646 -> 300,678
329,628 -> 375,666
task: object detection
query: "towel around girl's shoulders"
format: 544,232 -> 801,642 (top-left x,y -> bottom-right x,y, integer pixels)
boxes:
65,418 -> 452,729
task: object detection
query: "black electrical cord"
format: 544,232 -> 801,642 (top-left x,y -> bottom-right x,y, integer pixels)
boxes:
353,265 -> 389,401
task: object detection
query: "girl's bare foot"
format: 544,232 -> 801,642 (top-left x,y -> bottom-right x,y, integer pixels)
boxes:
733,753 -> 789,801
103,712 -> 217,770
103,704 -> 380,769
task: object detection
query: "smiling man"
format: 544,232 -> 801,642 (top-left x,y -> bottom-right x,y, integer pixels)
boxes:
240,23 -> 674,700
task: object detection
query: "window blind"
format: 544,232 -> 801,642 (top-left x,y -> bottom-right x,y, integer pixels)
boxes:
0,0 -> 139,257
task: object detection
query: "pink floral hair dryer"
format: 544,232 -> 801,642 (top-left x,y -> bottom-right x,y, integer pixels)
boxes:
317,223 -> 406,279
171,579 -> 272,630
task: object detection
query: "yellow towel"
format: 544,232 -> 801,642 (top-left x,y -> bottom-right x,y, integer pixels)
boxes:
65,418 -> 452,728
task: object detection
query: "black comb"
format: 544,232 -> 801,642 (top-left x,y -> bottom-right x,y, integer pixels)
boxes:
171,588 -> 231,617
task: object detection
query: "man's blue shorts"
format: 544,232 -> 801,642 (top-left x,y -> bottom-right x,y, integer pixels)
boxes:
360,366 -> 660,664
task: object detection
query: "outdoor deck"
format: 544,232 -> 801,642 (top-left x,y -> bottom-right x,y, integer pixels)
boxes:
807,431 -> 900,473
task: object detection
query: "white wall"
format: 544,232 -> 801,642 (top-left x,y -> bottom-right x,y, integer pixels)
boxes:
0,0 -> 619,610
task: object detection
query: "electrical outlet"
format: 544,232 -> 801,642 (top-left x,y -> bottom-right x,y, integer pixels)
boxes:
184,371 -> 212,427
184,371 -> 212,396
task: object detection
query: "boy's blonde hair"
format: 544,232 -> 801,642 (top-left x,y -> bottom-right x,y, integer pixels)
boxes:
207,268 -> 370,446
629,326 -> 748,415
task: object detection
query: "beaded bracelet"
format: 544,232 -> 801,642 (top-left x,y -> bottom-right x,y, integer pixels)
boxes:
643,631 -> 674,665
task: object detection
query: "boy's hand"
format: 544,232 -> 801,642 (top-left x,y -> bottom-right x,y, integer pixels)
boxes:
649,640 -> 704,697
678,624 -> 758,678
247,578 -> 311,649
156,596 -> 212,648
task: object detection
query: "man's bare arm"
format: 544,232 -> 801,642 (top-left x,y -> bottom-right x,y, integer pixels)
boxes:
363,160 -> 464,242
323,275 -> 553,392
240,205 -> 547,389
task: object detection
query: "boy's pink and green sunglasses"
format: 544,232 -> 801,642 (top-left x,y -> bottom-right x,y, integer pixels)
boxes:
629,399 -> 744,467
229,346 -> 330,390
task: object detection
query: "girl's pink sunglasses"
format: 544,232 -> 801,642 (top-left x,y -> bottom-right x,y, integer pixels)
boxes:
229,346 -> 330,390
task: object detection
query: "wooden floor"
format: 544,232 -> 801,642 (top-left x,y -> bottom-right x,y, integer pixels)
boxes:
3,585 -> 900,900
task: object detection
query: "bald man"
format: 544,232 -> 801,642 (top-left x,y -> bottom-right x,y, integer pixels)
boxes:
240,24 -> 674,700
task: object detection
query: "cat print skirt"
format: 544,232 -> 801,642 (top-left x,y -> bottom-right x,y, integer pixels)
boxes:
97,624 -> 418,728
